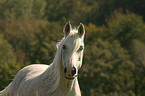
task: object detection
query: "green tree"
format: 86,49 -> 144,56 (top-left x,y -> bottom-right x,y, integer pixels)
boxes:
0,18 -> 36,64
106,11 -> 145,48
29,21 -> 62,64
0,34 -> 21,90
0,0 -> 46,20
80,39 -> 135,96
88,0 -> 145,25
45,0 -> 98,24
85,23 -> 107,43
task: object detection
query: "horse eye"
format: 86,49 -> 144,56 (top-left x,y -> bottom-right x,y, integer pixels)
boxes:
63,45 -> 66,49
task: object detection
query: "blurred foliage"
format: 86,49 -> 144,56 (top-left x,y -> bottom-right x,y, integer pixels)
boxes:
29,20 -> 62,64
0,0 -> 145,96
90,0 -> 145,25
106,10 -> 145,47
80,39 -> 135,96
0,34 -> 21,89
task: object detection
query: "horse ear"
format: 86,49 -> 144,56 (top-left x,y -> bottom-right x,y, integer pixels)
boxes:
63,21 -> 72,37
77,23 -> 85,38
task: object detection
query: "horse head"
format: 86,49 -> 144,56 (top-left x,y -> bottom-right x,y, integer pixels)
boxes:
61,22 -> 85,80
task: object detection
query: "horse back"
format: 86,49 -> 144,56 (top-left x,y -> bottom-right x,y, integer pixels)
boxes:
10,64 -> 49,96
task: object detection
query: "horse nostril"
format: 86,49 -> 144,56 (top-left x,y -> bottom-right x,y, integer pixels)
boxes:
72,67 -> 76,76
64,67 -> 67,73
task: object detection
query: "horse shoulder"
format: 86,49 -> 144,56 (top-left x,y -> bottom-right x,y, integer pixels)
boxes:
10,64 -> 49,95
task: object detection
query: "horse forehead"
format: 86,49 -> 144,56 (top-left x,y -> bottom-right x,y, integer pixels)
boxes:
65,36 -> 77,44
66,36 -> 82,46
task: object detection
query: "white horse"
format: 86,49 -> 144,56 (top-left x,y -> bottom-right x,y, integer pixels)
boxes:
0,22 -> 85,96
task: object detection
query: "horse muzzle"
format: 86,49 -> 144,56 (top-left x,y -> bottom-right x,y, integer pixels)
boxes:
64,66 -> 78,80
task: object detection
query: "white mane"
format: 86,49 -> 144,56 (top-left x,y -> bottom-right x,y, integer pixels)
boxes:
37,28 -> 83,95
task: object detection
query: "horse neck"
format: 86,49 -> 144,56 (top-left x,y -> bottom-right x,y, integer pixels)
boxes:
38,47 -> 62,94
51,45 -> 77,94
